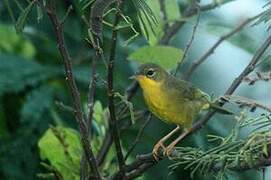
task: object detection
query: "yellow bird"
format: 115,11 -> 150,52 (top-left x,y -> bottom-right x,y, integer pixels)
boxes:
132,63 -> 232,159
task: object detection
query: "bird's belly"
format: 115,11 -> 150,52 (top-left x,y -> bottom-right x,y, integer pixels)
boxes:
144,93 -> 193,128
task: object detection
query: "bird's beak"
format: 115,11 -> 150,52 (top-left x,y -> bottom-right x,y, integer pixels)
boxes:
129,75 -> 137,80
129,75 -> 143,80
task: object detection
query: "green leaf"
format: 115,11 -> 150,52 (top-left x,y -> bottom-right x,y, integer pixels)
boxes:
21,85 -> 54,122
38,127 -> 82,180
15,0 -> 36,34
128,45 -> 183,69
92,101 -> 108,137
165,0 -> 181,22
0,24 -> 36,59
93,101 -> 104,124
137,0 -> 181,45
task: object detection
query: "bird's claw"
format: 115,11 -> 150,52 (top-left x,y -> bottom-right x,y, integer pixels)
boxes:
152,141 -> 166,161
163,144 -> 175,159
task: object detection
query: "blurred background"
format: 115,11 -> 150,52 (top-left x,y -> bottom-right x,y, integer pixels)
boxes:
0,0 -> 271,179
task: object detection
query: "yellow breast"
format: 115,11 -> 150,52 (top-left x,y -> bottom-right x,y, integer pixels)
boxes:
137,76 -> 193,128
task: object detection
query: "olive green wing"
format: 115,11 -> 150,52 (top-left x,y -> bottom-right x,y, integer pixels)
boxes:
164,75 -> 233,115
164,75 -> 209,102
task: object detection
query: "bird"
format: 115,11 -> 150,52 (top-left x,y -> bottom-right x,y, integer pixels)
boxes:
131,63 -> 233,159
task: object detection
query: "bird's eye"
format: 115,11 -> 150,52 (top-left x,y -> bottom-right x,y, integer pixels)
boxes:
146,69 -> 155,78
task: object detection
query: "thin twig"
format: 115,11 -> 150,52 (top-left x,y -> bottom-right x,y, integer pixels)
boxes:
189,34 -> 271,140
183,12 -> 263,80
107,0 -> 126,177
86,54 -> 98,134
243,71 -> 271,85
112,34 -> 271,179
221,95 -> 271,113
97,130 -> 113,166
126,81 -> 140,100
174,3 -> 200,76
81,9 -> 104,179
40,1 -> 101,179
97,81 -> 140,166
159,0 -> 234,45
98,2 -> 229,165
124,113 -> 152,161
96,110 -> 147,166
112,153 -> 156,180
55,101 -> 76,114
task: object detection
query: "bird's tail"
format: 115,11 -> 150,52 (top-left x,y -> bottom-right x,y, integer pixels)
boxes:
210,103 -> 233,115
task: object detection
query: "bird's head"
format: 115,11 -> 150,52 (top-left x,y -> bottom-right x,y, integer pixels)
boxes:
131,63 -> 168,87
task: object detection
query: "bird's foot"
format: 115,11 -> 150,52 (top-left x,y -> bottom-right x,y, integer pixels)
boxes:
152,141 -> 166,161
163,144 -> 176,159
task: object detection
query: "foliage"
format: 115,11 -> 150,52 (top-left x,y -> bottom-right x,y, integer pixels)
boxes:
254,1 -> 271,30
170,112 -> 271,179
128,45 -> 183,69
0,24 -> 36,58
136,0 -> 180,45
1,0 -> 271,180
38,127 -> 82,180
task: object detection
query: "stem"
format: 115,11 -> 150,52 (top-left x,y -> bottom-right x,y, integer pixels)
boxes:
159,0 -> 234,45
124,113 -> 152,161
107,0 -> 125,177
97,81 -> 139,166
183,12 -> 263,80
174,3 -> 200,76
42,1 -> 101,179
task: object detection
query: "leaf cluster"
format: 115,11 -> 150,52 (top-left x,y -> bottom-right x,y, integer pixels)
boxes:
170,112 -> 271,179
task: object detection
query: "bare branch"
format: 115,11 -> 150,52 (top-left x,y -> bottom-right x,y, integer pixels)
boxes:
124,113 -> 152,161
86,54 -> 98,134
97,130 -> 113,166
243,71 -> 271,85
97,81 -> 140,166
107,0 -> 126,177
183,12 -> 263,80
221,95 -> 271,113
40,1 -> 101,179
189,33 -> 271,139
159,0 -> 234,45
174,3 -> 200,75
103,4 -> 234,165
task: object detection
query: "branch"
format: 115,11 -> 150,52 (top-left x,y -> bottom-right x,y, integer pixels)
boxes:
112,153 -> 156,180
97,81 -> 139,166
183,12 -> 263,80
40,1 -> 101,179
189,34 -> 271,139
174,3 -> 200,75
98,1 -> 230,170
107,0 -> 125,177
81,9 -> 105,178
243,71 -> 271,85
112,33 -> 271,179
221,95 -> 271,113
86,54 -> 98,134
159,0 -> 234,45
124,113 -> 152,161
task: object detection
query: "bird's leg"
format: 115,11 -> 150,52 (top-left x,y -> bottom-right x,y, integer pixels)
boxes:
164,128 -> 192,158
152,126 -> 180,161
